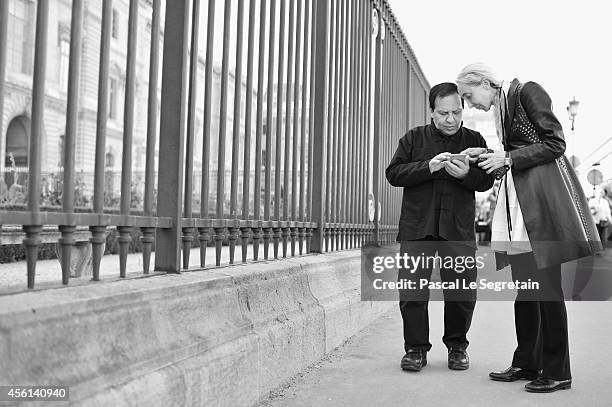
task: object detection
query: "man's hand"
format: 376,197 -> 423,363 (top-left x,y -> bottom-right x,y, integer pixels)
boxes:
429,152 -> 450,174
460,147 -> 488,163
477,152 -> 506,173
445,159 -> 470,179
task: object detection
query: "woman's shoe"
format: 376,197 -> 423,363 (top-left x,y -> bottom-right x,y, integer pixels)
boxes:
525,378 -> 572,393
489,366 -> 541,382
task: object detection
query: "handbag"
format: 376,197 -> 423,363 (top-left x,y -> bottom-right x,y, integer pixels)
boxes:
513,82 -> 600,254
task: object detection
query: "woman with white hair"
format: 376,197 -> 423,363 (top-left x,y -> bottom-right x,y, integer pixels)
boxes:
455,63 -> 601,393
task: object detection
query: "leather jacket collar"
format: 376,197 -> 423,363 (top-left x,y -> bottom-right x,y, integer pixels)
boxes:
504,78 -> 521,138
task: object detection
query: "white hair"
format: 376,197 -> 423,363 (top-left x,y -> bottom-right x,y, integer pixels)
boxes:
456,63 -> 503,88
456,63 -> 506,144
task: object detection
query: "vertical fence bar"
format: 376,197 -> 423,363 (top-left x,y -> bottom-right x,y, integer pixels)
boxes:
274,0 -> 286,225
200,0 -> 216,267
341,0 -> 350,248
348,0 -> 357,246
335,0 -> 345,250
242,0 -> 257,262
59,0 -> 84,285
340,2 -> 355,249
216,0 -> 232,219
273,0 -> 287,259
183,0 -> 201,270
366,0 -> 372,242
290,0 -> 302,256
0,0 -> 7,168
406,60 -> 410,132
215,0 -> 233,265
306,0 -> 317,252
144,0 -> 161,216
91,0 -> 113,281
380,24 -> 385,243
371,6 -> 382,244
117,0 -> 139,277
264,0 -> 277,259
386,17 -> 392,243
325,0 -> 336,252
356,0 -> 365,246
309,0 -> 329,252
291,0 -> 302,256
282,0 -> 295,257
283,0 -> 294,224
363,0 -> 369,242
231,0 -> 246,219
253,0 -> 268,260
141,0 -> 161,274
356,0 -> 363,244
155,0 -> 191,272
334,0 -> 343,250
229,0 -> 245,265
342,0 -> 351,248
298,0 -> 310,254
23,0 -> 49,289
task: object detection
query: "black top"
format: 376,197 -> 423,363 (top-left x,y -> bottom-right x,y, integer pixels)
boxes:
385,123 -> 495,247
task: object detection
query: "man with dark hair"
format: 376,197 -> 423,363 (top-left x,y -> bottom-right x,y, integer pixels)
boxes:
386,82 -> 494,372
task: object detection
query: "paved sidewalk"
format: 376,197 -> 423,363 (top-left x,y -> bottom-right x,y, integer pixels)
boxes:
259,301 -> 612,407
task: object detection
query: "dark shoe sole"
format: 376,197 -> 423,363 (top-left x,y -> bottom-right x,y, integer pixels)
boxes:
401,359 -> 427,372
525,383 -> 571,393
489,372 -> 539,382
448,362 -> 469,371
490,374 -> 533,382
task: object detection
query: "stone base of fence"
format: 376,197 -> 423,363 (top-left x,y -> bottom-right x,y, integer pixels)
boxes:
0,250 -> 392,407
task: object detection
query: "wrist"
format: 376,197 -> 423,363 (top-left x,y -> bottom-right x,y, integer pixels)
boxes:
504,151 -> 513,167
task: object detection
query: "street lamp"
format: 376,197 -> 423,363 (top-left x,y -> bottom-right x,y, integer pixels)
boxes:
567,97 -> 580,168
567,97 -> 579,131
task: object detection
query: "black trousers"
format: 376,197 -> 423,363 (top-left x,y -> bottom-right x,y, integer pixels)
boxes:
509,253 -> 571,380
399,238 -> 477,353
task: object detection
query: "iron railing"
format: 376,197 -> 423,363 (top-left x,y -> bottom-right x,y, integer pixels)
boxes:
0,0 -> 429,289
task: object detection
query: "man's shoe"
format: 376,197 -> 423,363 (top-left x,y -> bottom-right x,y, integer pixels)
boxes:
525,378 -> 572,393
448,349 -> 469,370
489,366 -> 541,382
401,350 -> 427,372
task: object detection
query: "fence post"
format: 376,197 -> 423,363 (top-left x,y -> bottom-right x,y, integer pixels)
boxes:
371,7 -> 383,245
155,0 -> 191,272
309,0 -> 329,253
0,0 -> 7,146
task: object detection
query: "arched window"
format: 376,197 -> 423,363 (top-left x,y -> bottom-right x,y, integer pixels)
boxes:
5,115 -> 30,167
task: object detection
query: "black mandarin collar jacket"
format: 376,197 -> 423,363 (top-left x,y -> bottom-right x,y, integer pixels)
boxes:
386,124 -> 495,248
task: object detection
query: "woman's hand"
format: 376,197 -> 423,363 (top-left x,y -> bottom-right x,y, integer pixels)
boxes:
461,147 -> 488,163
478,151 -> 507,173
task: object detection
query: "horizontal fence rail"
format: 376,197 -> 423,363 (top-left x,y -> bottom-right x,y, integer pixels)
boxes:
0,0 -> 429,290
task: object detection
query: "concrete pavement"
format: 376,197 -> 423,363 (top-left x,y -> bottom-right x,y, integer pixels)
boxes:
259,291 -> 612,406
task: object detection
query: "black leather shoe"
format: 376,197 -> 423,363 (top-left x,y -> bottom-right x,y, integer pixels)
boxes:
489,366 -> 541,382
525,378 -> 572,393
401,350 -> 427,372
448,349 -> 469,370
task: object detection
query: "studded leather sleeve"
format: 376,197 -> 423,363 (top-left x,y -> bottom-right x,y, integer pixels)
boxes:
508,81 -> 566,171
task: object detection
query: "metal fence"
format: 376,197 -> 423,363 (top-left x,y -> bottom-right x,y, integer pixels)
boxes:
0,0 -> 429,289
